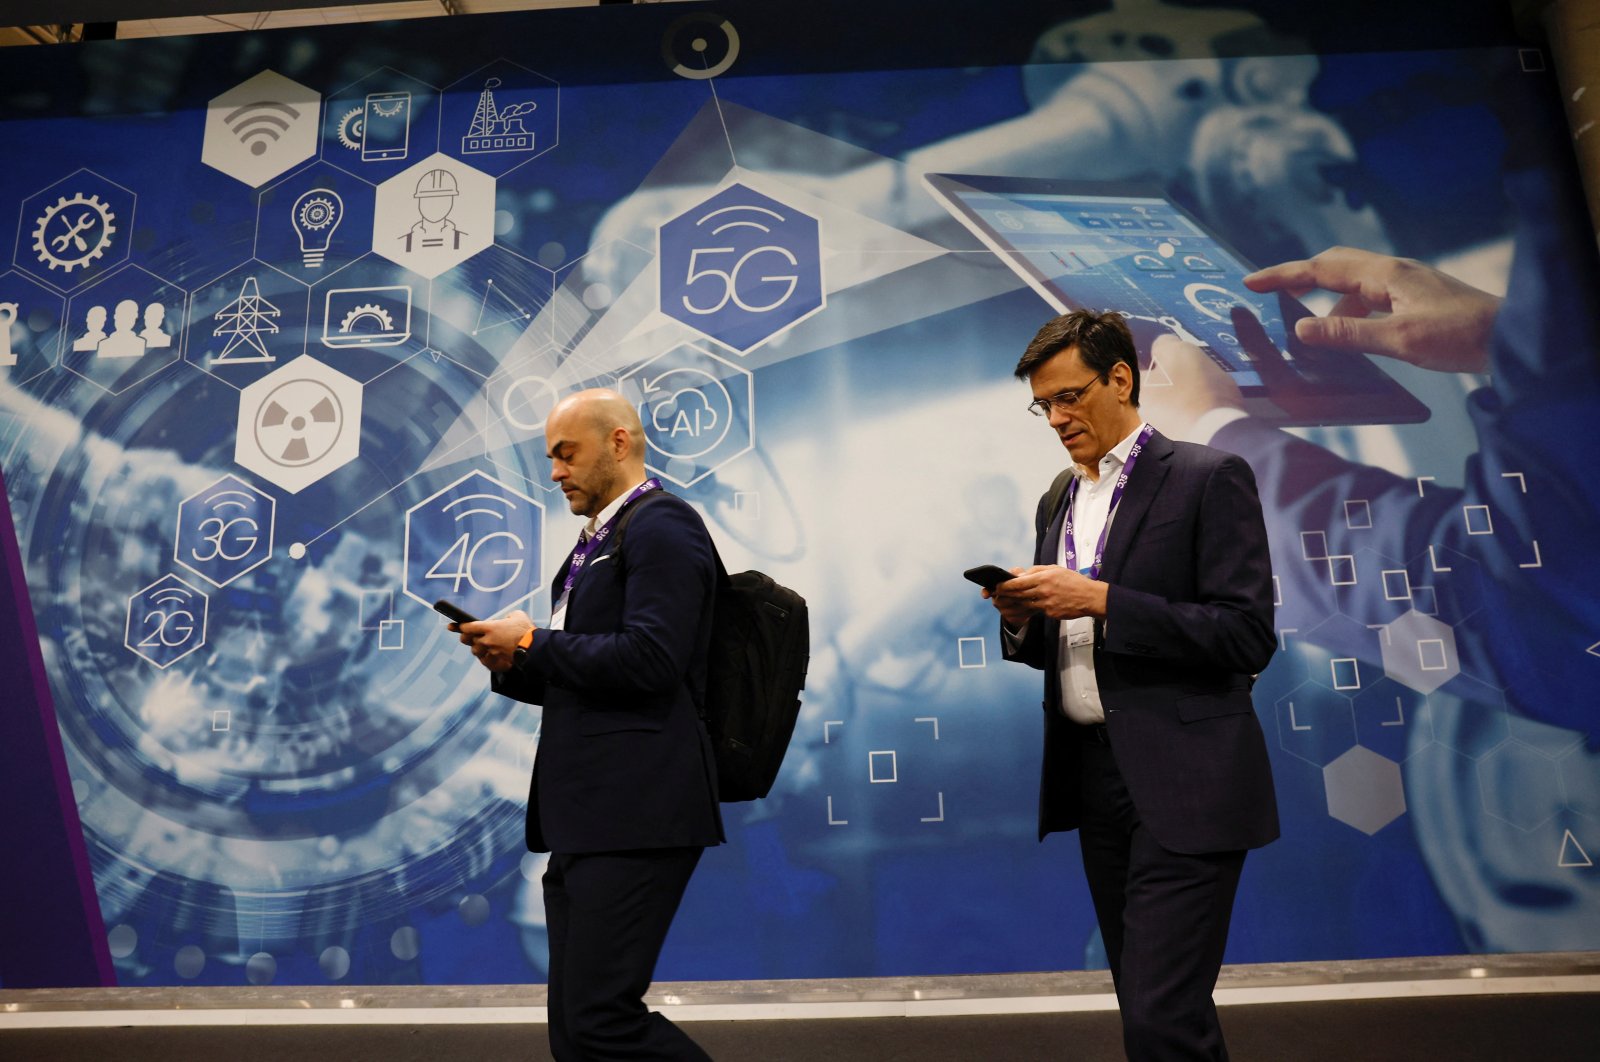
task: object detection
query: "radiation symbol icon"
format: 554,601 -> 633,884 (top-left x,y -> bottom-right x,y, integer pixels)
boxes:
256,377 -> 343,466
235,354 -> 363,493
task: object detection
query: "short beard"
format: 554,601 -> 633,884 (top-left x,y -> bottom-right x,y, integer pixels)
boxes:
573,450 -> 619,518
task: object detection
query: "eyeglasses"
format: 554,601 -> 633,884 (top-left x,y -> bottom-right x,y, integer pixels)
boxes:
1027,374 -> 1102,417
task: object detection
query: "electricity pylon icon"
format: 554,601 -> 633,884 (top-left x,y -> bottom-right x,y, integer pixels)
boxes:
212,276 -> 281,365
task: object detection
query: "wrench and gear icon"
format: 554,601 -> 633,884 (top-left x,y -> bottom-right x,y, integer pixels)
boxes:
32,192 -> 117,272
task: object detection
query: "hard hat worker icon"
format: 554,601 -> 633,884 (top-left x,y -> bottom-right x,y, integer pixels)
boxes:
402,167 -> 466,252
414,168 -> 459,198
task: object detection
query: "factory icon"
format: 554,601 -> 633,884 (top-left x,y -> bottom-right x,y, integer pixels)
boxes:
462,78 -> 536,155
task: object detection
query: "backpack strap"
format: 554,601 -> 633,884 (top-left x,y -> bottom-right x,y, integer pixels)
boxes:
612,489 -> 730,588
608,486 -> 669,563
607,488 -> 721,719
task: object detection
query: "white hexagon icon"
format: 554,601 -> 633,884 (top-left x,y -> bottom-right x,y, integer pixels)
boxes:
1324,745 -> 1406,835
1380,608 -> 1461,694
235,355 -> 363,494
203,71 -> 322,188
371,153 -> 495,279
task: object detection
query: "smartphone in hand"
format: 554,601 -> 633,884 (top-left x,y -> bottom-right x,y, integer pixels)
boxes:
433,599 -> 479,625
963,564 -> 1016,591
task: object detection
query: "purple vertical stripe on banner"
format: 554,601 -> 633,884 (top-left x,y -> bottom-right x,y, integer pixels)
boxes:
0,466 -> 114,987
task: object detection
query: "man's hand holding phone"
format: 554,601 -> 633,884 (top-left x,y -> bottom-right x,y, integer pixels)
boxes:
967,564 -> 1033,628
436,599 -> 536,673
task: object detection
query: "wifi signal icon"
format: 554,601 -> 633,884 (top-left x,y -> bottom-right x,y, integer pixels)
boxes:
203,70 -> 321,188
225,99 -> 303,156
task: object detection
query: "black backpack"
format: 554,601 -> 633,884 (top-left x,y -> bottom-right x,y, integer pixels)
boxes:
614,492 -> 809,802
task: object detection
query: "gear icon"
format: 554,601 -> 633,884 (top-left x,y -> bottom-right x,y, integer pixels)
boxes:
297,195 -> 338,231
339,304 -> 395,335
336,107 -> 364,152
32,192 -> 117,272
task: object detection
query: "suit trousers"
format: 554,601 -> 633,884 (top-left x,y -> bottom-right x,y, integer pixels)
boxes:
1075,735 -> 1246,1062
543,847 -> 710,1062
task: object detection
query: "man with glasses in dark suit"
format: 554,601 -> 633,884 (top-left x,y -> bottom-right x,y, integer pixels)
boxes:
987,310 -> 1279,1061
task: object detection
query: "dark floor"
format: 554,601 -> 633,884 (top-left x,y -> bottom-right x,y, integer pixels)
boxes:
4,994 -> 1597,1061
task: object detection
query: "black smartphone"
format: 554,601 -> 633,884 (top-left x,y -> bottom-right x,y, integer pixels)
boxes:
433,599 -> 479,625
963,564 -> 1016,591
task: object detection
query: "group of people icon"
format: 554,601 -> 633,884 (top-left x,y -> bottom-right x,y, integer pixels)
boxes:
73,300 -> 171,359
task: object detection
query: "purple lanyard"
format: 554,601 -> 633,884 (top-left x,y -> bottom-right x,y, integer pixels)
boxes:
1061,424 -> 1153,580
561,478 -> 662,595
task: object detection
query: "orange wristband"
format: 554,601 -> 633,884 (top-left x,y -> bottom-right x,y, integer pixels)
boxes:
517,629 -> 534,650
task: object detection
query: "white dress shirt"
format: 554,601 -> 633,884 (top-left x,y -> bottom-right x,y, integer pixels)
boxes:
549,476 -> 648,632
1054,421 -> 1152,725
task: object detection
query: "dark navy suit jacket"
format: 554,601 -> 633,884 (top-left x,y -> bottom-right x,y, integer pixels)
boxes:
1005,429 -> 1281,855
492,491 -> 725,855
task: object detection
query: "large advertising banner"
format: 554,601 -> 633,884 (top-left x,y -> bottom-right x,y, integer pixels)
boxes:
0,0 -> 1596,987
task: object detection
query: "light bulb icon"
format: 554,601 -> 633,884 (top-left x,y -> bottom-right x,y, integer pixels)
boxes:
291,188 -> 343,268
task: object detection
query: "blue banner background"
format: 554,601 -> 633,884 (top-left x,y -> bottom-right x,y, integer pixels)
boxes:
1,0 -> 1596,988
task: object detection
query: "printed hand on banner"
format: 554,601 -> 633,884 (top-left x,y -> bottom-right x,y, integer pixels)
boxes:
1244,247 -> 1503,374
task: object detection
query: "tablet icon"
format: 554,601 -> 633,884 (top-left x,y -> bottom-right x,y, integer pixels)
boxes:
322,286 -> 412,348
336,91 -> 414,163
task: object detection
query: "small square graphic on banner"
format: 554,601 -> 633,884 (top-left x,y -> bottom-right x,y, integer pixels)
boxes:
957,636 -> 987,669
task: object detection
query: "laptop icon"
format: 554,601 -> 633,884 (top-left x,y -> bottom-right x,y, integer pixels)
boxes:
322,286 -> 412,348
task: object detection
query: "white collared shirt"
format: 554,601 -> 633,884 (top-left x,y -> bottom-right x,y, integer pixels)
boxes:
549,476 -> 648,632
1056,421 -> 1151,724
